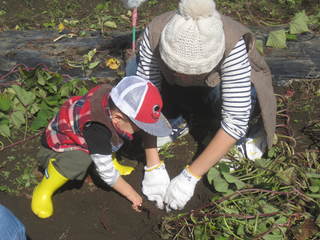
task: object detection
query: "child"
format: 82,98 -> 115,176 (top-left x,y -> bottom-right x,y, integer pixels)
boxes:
31,76 -> 172,218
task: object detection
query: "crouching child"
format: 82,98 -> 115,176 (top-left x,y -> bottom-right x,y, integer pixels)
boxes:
31,76 -> 172,218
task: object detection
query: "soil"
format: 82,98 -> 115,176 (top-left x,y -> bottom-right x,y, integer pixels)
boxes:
0,130 -> 215,240
0,1 -> 320,240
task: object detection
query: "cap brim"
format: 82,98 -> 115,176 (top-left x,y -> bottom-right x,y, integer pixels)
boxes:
130,113 -> 172,137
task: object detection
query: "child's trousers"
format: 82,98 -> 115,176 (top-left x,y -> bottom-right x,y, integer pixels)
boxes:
37,146 -> 92,180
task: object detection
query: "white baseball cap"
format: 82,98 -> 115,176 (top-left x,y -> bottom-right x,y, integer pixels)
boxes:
110,76 -> 172,137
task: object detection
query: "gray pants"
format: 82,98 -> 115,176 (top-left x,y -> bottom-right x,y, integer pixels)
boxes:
37,146 -> 92,180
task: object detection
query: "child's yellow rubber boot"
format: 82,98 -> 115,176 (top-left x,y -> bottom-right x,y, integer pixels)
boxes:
31,159 -> 68,219
112,153 -> 135,176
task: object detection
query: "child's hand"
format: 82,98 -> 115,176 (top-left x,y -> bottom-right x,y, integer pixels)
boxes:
128,193 -> 143,212
112,176 -> 143,212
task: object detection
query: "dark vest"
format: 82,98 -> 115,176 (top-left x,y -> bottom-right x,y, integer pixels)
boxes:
90,84 -> 124,149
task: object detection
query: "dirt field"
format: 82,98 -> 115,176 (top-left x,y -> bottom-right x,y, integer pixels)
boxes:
0,1 -> 319,240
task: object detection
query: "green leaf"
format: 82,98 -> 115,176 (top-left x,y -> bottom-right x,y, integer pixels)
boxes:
0,10 -> 7,16
306,172 -> 320,178
88,61 -> 100,69
214,236 -> 228,240
63,19 -> 79,26
257,222 -> 268,234
218,162 -> 231,173
262,204 -> 279,214
309,185 -> 320,193
36,70 -> 46,86
266,30 -> 287,49
289,11 -> 309,34
263,233 -> 283,240
221,171 -> 245,190
207,168 -> 229,192
0,112 -> 7,118
104,21 -> 117,29
36,88 -> 47,99
308,12 -> 320,26
194,225 -> 209,240
78,87 -> 89,96
60,84 -> 71,97
310,178 -> 320,185
83,49 -> 97,64
267,147 -> 277,158
307,193 -> 320,198
255,158 -> 272,168
223,207 -> 239,214
11,85 -> 36,106
11,98 -> 26,114
275,216 -> 288,233
45,96 -> 60,107
236,224 -> 245,236
10,111 -> 25,128
95,3 -> 106,11
275,167 -> 295,185
31,109 -> 51,130
29,103 -> 40,115
47,82 -> 58,94
0,94 -> 11,112
286,33 -> 297,40
0,121 -> 10,137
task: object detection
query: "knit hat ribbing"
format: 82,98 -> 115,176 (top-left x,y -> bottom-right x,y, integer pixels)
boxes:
159,0 -> 225,75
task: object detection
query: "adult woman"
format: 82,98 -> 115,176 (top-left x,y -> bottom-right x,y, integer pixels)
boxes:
133,0 -> 276,211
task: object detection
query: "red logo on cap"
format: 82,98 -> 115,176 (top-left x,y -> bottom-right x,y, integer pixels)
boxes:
152,105 -> 161,120
135,82 -> 163,123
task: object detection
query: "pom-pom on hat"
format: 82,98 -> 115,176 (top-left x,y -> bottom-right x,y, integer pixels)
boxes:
160,0 -> 225,75
110,76 -> 172,137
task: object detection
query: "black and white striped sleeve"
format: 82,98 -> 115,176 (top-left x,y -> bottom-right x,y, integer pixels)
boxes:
220,37 -> 252,140
136,27 -> 163,89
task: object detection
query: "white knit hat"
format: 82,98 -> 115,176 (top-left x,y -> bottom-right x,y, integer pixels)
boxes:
160,0 -> 225,75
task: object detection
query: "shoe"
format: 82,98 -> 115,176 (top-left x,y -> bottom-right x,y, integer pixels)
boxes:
31,159 -> 68,219
157,116 -> 189,148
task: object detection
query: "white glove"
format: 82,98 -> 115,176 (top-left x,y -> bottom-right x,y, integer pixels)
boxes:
245,128 -> 267,161
164,168 -> 200,212
142,161 -> 170,209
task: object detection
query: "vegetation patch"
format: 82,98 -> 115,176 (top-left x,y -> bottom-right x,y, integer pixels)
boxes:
159,79 -> 320,240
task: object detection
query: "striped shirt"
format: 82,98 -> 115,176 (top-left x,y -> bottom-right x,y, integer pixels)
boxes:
136,27 -> 252,140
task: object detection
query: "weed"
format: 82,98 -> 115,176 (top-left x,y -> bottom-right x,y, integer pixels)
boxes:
159,143 -> 175,160
0,185 -> 16,194
15,167 -> 37,189
147,0 -> 158,7
160,80 -> 320,240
